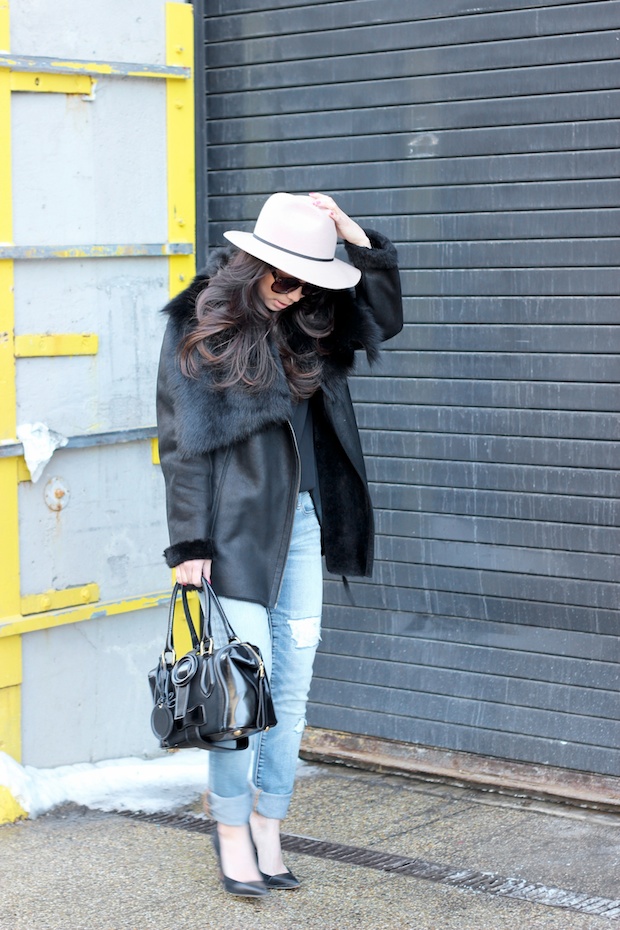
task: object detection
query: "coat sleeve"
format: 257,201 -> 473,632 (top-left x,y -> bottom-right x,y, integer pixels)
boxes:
156,320 -> 215,568
345,229 -> 404,348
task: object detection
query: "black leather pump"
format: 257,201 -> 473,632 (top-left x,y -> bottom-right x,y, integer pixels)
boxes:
211,831 -> 269,898
260,868 -> 301,890
249,832 -> 301,890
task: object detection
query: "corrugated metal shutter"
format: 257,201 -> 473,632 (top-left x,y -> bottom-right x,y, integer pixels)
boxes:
202,0 -> 620,777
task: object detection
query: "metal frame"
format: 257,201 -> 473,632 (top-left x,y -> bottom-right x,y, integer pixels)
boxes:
0,243 -> 193,259
0,1 -> 196,763
191,0 -> 208,269
0,53 -> 189,80
0,426 -> 158,459
0,0 -> 21,762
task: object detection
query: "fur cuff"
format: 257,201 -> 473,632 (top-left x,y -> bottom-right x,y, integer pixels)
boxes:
164,538 -> 215,568
344,230 -> 398,269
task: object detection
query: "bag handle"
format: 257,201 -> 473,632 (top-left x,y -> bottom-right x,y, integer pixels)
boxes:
163,579 -> 239,663
198,579 -> 240,645
163,582 -> 204,661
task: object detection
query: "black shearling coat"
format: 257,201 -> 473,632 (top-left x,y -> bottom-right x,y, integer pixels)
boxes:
156,230 -> 403,607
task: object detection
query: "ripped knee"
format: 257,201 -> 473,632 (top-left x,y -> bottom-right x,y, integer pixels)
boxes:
288,616 -> 321,649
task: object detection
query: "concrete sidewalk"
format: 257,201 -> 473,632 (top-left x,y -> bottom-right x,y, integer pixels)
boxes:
1,760 -> 619,930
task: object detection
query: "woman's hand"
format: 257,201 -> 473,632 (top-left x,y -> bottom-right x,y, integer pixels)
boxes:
309,192 -> 371,248
175,559 -> 212,587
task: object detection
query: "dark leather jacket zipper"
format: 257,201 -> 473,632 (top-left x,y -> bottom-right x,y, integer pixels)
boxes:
273,421 -> 301,605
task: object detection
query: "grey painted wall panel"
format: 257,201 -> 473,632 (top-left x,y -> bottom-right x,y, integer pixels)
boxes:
12,83 -> 167,247
11,0 -> 181,767
323,604 -> 620,660
208,124 -> 620,168
209,151 -> 620,193
316,650 -> 620,710
370,351 -> 618,381
371,509 -> 620,557
207,4 -> 620,68
21,606 -> 167,766
311,704 -> 620,777
371,482 -> 620,526
208,0 -> 601,19
311,675 -> 620,748
322,578 -> 620,636
15,259 -> 168,436
400,296 -> 620,324
212,213 -> 620,245
208,62 -> 620,120
353,379 -> 620,412
206,183 -> 620,218
392,324 -> 620,351
358,406 -> 620,441
18,443 -> 169,601
202,1 -> 620,776
207,35 -> 620,95
207,90 -> 620,143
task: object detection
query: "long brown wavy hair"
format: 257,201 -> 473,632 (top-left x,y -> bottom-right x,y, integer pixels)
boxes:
179,249 -> 335,400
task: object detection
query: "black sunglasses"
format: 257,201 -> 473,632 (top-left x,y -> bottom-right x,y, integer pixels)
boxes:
270,269 -> 320,298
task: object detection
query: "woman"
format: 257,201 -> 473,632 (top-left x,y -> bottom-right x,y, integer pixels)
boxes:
156,192 -> 403,897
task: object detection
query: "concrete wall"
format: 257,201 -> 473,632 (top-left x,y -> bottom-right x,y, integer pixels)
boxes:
1,0 -> 193,766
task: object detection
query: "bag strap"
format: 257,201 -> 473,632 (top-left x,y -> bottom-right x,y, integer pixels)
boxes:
197,579 -> 240,644
164,583 -> 204,659
163,579 -> 241,662
181,586 -> 202,650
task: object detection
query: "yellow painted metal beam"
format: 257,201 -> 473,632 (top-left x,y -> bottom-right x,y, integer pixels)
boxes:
16,457 -> 30,483
21,584 -> 100,616
0,2 -> 21,764
0,635 -> 21,689
0,636 -> 21,759
0,3 -> 20,626
14,333 -> 98,357
166,2 -> 195,300
10,72 -> 93,94
0,242 -> 193,260
0,1 -> 8,53
0,588 -> 195,672
0,459 -> 20,618
0,785 -> 28,825
0,53 -> 188,81
151,437 -> 160,465
0,590 -> 170,639
0,263 -> 15,430
0,685 -> 21,761
173,589 -> 195,658
0,4 -> 13,437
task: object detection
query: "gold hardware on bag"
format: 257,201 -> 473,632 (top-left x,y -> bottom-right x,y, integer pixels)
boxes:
245,644 -> 265,677
233,729 -> 242,737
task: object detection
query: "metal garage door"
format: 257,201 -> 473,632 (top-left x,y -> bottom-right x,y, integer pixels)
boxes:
200,0 -> 620,780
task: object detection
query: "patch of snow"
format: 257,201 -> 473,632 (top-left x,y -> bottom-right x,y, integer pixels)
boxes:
0,750 -> 208,818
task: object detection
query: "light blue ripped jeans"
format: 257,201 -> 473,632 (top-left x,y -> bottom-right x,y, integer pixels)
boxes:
207,491 -> 322,825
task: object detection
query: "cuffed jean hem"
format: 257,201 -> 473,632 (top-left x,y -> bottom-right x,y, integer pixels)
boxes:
252,783 -> 293,821
206,789 -> 253,827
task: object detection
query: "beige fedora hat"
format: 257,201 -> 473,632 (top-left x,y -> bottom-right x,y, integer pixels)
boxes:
223,192 -> 361,290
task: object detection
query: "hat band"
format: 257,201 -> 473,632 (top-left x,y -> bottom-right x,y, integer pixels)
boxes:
252,233 -> 334,263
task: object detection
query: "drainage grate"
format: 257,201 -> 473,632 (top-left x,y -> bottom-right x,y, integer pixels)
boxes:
117,809 -> 620,920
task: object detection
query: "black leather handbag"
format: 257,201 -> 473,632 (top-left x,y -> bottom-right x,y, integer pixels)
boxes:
148,580 -> 277,752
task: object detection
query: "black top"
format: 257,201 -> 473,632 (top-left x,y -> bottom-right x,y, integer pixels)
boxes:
291,398 -> 317,492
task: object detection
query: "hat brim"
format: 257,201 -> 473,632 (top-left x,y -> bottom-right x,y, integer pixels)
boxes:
223,230 -> 361,290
